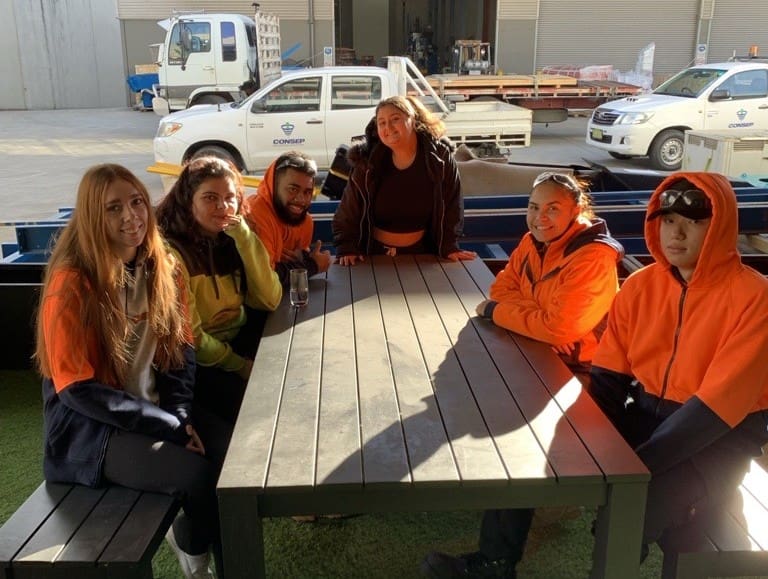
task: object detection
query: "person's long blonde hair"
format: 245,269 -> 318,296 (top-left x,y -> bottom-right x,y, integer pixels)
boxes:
35,164 -> 188,385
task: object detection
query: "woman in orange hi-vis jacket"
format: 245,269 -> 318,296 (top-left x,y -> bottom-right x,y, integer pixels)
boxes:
423,171 -> 624,579
478,171 -> 624,372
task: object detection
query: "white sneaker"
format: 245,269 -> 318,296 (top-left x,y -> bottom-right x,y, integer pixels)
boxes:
165,527 -> 215,579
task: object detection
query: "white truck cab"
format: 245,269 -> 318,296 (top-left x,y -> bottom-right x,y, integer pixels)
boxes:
586,60 -> 768,170
153,11 -> 281,113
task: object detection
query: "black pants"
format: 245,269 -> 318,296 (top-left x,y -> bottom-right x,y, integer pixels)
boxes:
194,307 -> 267,424
103,406 -> 233,564
479,507 -> 534,564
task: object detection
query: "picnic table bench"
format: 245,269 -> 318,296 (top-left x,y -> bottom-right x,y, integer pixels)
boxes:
666,459 -> 768,578
217,255 -> 650,578
0,481 -> 178,579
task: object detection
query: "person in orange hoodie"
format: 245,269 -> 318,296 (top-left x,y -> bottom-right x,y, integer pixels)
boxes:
587,172 -> 768,574
422,171 -> 624,579
243,151 -> 331,287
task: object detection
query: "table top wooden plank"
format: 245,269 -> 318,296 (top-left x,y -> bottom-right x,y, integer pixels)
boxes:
438,258 -> 604,481
218,302 -> 296,490
414,257 -> 558,483
349,260 -> 411,485
393,257 -> 508,483
514,323 -> 649,481
373,258 -> 460,485
266,278 -> 327,489
315,266 -> 364,486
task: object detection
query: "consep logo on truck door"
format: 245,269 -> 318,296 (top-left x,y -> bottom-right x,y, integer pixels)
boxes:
729,109 -> 754,128
273,121 -> 306,146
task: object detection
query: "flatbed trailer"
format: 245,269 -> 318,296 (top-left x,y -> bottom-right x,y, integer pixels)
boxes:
420,73 -> 644,123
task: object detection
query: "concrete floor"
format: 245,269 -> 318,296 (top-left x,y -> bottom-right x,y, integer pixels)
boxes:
0,107 -> 666,242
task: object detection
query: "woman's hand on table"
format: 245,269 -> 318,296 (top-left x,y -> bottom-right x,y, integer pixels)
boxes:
552,342 -> 576,356
446,250 -> 477,261
337,254 -> 364,266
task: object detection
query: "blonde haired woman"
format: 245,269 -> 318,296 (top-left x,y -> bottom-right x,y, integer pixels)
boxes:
37,164 -> 228,579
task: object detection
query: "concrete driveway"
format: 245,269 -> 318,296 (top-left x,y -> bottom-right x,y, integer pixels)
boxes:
0,107 -> 664,241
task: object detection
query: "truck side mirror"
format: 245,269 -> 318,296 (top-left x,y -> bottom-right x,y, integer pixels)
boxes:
181,28 -> 193,52
251,98 -> 268,113
710,88 -> 731,101
180,26 -> 193,70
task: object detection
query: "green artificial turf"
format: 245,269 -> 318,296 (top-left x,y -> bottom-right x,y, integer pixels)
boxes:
1,370 -> 669,578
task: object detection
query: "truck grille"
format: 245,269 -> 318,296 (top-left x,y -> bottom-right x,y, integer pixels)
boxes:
591,109 -> 619,125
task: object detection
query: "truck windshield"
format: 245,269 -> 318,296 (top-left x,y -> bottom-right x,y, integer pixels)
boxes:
654,68 -> 726,98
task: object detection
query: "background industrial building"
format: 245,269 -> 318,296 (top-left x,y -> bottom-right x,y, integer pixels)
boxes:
1,0 -> 766,110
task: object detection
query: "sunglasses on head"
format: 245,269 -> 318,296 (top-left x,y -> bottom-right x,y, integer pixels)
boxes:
275,156 -> 318,174
658,188 -> 711,211
532,171 -> 581,194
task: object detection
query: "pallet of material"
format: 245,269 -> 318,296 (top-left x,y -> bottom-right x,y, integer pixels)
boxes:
426,73 -> 580,89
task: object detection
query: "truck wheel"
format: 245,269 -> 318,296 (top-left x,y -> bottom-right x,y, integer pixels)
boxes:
190,146 -> 240,169
193,94 -> 229,106
649,129 -> 685,171
609,152 -> 632,160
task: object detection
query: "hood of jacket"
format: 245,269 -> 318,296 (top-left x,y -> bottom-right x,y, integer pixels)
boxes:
246,158 -> 303,223
243,157 -> 314,268
644,172 -> 740,287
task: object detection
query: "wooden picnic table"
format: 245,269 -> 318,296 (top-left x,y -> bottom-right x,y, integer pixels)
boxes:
217,255 -> 650,578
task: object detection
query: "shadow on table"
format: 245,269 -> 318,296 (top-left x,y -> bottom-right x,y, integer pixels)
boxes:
320,320 -> 598,491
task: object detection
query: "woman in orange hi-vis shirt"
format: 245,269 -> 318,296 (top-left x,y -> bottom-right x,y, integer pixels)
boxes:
423,171 -> 624,579
35,165 -> 228,579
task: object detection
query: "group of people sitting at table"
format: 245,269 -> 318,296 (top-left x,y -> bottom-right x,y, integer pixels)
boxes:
34,93 -> 768,579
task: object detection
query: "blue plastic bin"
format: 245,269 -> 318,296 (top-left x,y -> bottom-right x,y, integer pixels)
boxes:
126,73 -> 159,109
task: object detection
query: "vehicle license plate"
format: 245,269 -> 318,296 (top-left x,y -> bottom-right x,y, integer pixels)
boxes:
591,128 -> 603,140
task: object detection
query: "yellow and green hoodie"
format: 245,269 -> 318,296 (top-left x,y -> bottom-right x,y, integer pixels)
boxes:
168,220 -> 281,373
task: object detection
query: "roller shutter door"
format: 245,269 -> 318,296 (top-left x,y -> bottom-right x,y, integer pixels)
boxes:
117,0 -> 331,20
706,0 -> 768,63
535,0 -> 699,74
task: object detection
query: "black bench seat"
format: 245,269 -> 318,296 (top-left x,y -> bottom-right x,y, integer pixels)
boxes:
0,481 -> 178,579
667,459 -> 768,578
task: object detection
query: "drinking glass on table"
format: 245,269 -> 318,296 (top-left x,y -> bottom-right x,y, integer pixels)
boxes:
290,268 -> 309,307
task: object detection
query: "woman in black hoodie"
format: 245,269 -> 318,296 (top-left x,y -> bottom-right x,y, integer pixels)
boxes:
332,95 -> 476,265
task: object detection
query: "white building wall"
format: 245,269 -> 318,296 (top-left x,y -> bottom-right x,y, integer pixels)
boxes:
706,0 -> 768,62
2,0 -> 125,110
535,0 -> 700,74
0,0 -> 26,109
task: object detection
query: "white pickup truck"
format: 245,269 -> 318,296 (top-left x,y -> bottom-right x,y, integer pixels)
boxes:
153,57 -> 532,173
586,59 -> 768,170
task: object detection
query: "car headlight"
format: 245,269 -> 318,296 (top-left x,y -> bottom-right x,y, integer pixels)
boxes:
157,122 -> 183,138
616,112 -> 653,125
